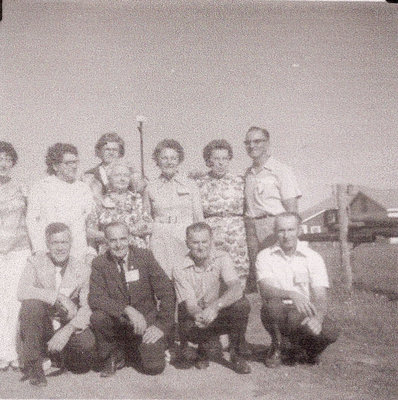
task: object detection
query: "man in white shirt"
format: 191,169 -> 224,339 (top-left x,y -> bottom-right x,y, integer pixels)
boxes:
244,126 -> 301,291
256,212 -> 339,367
26,143 -> 94,262
18,223 -> 94,387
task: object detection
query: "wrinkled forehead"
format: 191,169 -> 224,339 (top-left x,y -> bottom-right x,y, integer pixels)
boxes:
105,224 -> 129,238
102,141 -> 120,150
187,228 -> 212,241
245,129 -> 268,141
274,215 -> 299,230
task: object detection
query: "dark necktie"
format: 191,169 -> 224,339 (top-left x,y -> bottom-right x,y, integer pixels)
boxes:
118,259 -> 128,292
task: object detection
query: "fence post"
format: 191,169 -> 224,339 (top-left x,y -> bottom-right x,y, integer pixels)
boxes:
337,184 -> 352,289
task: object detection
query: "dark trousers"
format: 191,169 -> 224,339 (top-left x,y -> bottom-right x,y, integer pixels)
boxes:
178,296 -> 250,354
19,299 -> 96,373
261,298 -> 340,358
90,310 -> 166,375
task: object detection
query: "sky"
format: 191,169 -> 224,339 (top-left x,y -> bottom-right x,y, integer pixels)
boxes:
1,0 -> 397,211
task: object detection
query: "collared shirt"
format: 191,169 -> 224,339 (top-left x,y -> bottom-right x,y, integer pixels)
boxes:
256,241 -> 329,299
144,173 -> 203,225
18,252 -> 92,330
245,156 -> 301,217
173,250 -> 239,307
114,253 -> 129,274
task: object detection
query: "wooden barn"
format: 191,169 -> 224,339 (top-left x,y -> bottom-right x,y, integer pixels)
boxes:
301,186 -> 398,241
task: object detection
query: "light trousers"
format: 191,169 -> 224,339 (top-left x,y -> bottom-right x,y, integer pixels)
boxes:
0,248 -> 30,363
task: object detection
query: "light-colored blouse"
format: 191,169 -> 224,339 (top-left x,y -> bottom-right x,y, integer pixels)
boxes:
26,175 -> 94,260
144,173 -> 203,225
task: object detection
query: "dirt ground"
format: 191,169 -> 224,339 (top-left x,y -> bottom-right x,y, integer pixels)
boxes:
1,288 -> 396,400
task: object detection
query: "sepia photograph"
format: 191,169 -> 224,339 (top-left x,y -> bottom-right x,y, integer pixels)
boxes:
0,0 -> 397,398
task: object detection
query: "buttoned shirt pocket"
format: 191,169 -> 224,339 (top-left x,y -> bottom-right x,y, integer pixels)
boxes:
256,175 -> 280,198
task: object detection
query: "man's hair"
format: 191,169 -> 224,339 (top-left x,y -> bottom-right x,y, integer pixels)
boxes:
274,212 -> 302,230
186,222 -> 213,239
45,222 -> 71,241
103,221 -> 129,238
247,126 -> 270,141
45,143 -> 78,175
95,132 -> 125,158
0,141 -> 18,166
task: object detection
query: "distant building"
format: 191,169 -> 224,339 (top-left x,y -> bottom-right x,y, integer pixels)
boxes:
302,186 -> 398,243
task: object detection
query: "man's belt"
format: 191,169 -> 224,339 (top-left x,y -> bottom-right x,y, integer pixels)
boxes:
247,213 -> 275,220
204,212 -> 244,218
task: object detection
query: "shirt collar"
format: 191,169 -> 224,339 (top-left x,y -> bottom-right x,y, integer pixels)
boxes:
249,155 -> 276,174
183,250 -> 218,272
48,253 -> 70,276
159,171 -> 184,184
270,240 -> 308,258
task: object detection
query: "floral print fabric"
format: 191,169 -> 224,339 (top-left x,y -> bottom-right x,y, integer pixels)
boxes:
195,172 -> 249,283
87,190 -> 151,250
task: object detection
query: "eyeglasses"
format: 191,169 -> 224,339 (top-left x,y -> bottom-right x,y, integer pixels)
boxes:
244,139 -> 266,146
0,156 -> 13,163
61,160 -> 79,166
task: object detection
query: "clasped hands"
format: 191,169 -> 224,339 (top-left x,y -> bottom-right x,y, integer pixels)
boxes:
288,291 -> 323,335
194,305 -> 218,329
56,293 -> 78,321
124,306 -> 163,344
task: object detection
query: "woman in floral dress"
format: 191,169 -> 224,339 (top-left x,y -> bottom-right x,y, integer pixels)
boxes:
195,140 -> 249,287
86,161 -> 152,253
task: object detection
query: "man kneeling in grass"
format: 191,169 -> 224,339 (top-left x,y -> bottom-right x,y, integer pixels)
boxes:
174,222 -> 251,374
18,223 -> 95,387
257,212 -> 339,367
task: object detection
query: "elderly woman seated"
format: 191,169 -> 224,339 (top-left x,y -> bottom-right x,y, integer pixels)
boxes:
86,161 -> 152,252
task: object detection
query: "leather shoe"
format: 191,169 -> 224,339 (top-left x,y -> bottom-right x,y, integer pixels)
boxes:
306,352 -> 321,365
29,360 -> 47,387
195,344 -> 210,370
194,358 -> 210,370
100,353 -> 126,378
265,345 -> 282,368
231,353 -> 251,374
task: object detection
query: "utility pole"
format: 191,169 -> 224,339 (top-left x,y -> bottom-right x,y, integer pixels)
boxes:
136,115 -> 146,178
337,184 -> 352,289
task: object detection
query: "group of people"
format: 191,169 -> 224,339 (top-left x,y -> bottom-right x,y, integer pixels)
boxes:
0,127 -> 339,387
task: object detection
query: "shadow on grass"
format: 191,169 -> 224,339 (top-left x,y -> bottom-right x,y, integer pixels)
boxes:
353,281 -> 398,301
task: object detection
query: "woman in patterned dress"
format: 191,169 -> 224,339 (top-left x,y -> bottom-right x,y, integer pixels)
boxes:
195,140 -> 250,287
86,161 -> 152,253
0,142 -> 31,371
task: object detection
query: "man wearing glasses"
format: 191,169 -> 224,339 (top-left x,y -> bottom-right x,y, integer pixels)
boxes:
243,127 -> 301,291
27,143 -> 95,263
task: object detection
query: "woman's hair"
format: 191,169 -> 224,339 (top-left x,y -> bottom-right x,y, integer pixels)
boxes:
0,141 -> 18,166
107,160 -> 134,177
202,139 -> 233,167
152,139 -> 185,167
95,132 -> 125,158
45,143 -> 78,175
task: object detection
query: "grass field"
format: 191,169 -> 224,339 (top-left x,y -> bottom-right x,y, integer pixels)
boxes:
0,243 -> 397,399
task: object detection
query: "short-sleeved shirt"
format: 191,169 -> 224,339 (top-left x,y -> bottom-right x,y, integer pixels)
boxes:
245,156 -> 301,217
256,241 -> 329,299
173,250 -> 239,307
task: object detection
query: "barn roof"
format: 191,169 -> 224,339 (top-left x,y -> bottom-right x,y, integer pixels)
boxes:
302,186 -> 398,222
